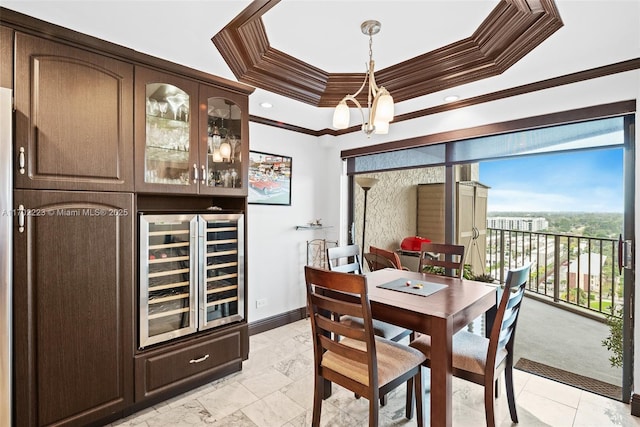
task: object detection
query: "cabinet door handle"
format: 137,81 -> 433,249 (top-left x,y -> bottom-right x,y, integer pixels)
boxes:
18,147 -> 25,175
193,163 -> 198,184
17,204 -> 25,233
189,354 -> 209,364
201,165 -> 206,185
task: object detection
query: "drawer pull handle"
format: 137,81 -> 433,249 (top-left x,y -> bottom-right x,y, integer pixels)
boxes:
189,354 -> 209,364
193,163 -> 199,184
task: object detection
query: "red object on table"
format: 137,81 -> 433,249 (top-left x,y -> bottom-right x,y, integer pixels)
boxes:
400,236 -> 431,252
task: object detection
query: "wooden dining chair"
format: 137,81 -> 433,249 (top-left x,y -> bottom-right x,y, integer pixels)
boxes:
327,245 -> 411,343
418,242 -> 466,278
326,244 -> 363,274
406,263 -> 531,427
304,266 -> 425,427
364,245 -> 407,271
326,244 -> 413,407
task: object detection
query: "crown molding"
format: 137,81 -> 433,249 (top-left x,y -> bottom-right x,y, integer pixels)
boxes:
248,115 -> 328,137
213,0 -> 563,107
249,58 -> 640,137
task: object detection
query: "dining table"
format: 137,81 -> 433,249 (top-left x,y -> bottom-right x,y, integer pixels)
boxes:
362,268 -> 497,427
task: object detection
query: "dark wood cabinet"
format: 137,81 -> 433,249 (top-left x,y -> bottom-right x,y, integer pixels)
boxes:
198,83 -> 249,197
0,26 -> 12,89
3,8 -> 253,426
14,32 -> 134,192
134,66 -> 199,194
135,325 -> 248,402
135,66 -> 248,196
13,190 -> 134,427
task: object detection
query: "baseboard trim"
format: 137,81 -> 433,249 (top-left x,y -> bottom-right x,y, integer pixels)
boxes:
630,393 -> 640,417
248,307 -> 307,336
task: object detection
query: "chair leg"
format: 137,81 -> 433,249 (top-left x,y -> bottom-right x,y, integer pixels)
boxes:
380,393 -> 387,407
369,396 -> 379,427
505,365 -> 519,423
414,368 -> 424,427
312,375 -> 323,427
484,376 -> 496,427
405,377 -> 414,419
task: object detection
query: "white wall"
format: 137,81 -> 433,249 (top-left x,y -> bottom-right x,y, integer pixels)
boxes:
246,123 -> 338,322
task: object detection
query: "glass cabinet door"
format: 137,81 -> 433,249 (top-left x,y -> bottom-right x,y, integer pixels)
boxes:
144,83 -> 192,185
199,214 -> 245,329
204,98 -> 243,191
135,66 -> 199,193
139,214 -> 197,347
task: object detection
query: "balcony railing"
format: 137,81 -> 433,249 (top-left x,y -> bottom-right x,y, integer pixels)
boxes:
486,228 -> 622,318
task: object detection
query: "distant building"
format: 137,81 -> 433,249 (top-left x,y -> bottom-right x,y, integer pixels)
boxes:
487,216 -> 549,232
568,253 -> 606,291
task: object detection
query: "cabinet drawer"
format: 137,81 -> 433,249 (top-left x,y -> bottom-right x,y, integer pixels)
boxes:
135,330 -> 243,401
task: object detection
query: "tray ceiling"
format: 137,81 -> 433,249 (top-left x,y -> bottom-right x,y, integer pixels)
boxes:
213,0 -> 563,107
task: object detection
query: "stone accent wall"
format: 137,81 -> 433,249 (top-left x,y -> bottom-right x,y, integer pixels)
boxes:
353,164 -> 479,256
353,167 -> 444,254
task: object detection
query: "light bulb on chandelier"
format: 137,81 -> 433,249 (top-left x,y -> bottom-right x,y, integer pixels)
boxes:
332,20 -> 394,137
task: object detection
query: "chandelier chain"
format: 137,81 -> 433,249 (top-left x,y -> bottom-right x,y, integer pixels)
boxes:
367,33 -> 374,112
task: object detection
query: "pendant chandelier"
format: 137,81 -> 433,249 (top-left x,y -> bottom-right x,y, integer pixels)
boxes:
332,20 -> 394,137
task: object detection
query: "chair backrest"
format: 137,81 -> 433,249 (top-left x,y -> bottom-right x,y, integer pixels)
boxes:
486,263 -> 530,369
364,245 -> 402,271
418,242 -> 466,278
326,244 -> 362,274
304,265 -> 377,395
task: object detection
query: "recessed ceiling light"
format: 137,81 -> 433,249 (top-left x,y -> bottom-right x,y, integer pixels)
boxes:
260,101 -> 273,109
444,95 -> 459,102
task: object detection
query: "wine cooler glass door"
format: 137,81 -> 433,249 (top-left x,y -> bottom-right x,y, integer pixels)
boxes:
139,214 -> 198,348
199,213 -> 245,330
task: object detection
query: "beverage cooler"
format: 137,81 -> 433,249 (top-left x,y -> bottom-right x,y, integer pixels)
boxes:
138,212 -> 244,348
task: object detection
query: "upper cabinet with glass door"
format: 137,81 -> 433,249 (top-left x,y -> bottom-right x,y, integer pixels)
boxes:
198,84 -> 248,196
135,67 -> 249,196
135,67 -> 199,194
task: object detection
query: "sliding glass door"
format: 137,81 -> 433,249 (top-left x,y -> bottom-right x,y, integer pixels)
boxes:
345,111 -> 635,401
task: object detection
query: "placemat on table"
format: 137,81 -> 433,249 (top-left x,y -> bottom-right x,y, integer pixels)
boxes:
376,278 -> 447,297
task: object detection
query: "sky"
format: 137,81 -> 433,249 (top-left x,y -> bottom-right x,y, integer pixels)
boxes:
479,147 -> 624,213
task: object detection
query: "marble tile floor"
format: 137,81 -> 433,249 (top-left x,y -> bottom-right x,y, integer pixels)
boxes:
110,319 -> 640,427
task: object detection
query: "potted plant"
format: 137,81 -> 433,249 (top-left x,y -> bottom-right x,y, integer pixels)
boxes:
471,273 -> 496,283
422,264 -> 495,283
602,305 -> 623,368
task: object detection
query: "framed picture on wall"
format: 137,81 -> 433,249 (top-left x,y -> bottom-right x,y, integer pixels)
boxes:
248,150 -> 292,205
